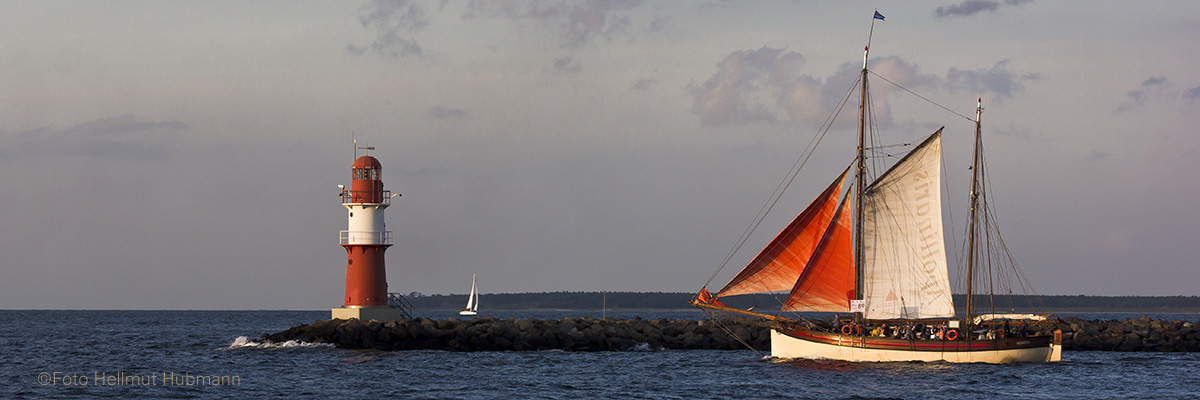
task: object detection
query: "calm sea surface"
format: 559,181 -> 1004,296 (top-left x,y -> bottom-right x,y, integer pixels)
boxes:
3,310 -> 1199,399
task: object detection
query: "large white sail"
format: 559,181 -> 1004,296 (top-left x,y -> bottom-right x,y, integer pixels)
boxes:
860,130 -> 954,319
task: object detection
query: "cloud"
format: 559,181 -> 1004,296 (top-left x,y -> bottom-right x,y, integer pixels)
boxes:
429,105 -> 466,119
935,0 -> 1032,18
630,78 -> 656,91
348,0 -> 429,57
463,0 -> 646,48
945,59 -> 1040,101
1117,75 -> 1169,112
687,46 -> 793,126
1184,86 -> 1200,104
1086,151 -> 1111,162
994,123 -> 1040,141
689,47 -> 939,128
647,14 -> 668,33
60,115 -> 187,137
2,115 -> 187,161
553,56 -> 582,74
1142,75 -> 1167,86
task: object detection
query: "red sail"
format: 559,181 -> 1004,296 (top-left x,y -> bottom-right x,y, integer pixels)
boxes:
717,171 -> 848,297
782,188 -> 855,312
696,288 -> 728,307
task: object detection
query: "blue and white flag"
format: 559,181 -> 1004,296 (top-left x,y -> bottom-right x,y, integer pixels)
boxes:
874,11 -> 885,21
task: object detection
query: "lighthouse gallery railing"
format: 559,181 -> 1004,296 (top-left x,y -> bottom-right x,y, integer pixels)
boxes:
339,230 -> 393,245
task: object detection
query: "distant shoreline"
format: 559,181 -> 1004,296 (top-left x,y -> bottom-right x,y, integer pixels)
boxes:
4,293 -> 1198,312
400,292 -> 1200,314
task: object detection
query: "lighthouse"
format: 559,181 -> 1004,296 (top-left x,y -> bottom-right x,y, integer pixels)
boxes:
331,144 -> 411,321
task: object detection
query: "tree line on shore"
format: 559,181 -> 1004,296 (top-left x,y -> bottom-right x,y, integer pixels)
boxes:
400,291 -> 1200,312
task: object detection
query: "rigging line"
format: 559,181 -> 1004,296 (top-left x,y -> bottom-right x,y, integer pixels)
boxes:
866,142 -> 914,150
974,141 -> 1044,311
701,75 -> 862,291
707,314 -> 767,358
866,78 -> 886,183
867,70 -> 975,123
865,78 -> 878,178
978,152 -> 1047,311
942,148 -> 959,285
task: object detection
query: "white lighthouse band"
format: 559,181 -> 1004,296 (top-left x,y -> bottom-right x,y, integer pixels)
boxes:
340,193 -> 393,245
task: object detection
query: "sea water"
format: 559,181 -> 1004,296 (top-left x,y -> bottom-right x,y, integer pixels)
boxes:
3,310 -> 1199,399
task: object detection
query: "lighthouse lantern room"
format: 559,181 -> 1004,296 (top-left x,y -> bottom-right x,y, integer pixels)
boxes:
331,144 -> 412,321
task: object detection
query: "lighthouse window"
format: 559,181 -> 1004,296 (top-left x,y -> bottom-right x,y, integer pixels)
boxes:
348,259 -> 353,265
352,167 -> 381,180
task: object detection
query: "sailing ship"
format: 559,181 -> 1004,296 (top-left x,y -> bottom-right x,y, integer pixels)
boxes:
692,14 -> 1061,364
460,274 -> 479,316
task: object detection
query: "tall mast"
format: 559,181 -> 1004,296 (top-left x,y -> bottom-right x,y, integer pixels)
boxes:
853,45 -> 868,321
965,98 -> 983,326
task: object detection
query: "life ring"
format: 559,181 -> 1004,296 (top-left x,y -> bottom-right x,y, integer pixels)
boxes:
841,325 -> 852,336
947,329 -> 958,341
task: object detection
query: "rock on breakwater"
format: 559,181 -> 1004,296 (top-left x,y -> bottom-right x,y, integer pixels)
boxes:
260,317 -> 768,351
1056,316 -> 1200,352
258,316 -> 1200,352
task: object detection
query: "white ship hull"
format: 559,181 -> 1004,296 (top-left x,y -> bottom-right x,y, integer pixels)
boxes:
770,329 -> 1061,364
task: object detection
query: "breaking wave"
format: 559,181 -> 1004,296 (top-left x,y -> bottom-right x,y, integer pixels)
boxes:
630,342 -> 663,352
226,336 -> 334,349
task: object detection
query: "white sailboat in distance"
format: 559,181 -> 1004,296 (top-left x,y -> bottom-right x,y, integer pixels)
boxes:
460,274 -> 479,316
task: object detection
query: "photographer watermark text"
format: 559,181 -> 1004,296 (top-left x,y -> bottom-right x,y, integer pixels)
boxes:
38,371 -> 240,387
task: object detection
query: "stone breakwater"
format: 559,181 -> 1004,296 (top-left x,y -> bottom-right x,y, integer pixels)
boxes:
259,316 -> 1200,352
260,317 -> 768,351
1058,316 -> 1200,352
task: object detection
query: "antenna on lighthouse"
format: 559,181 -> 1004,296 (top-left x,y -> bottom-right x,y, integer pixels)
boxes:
358,145 -> 375,156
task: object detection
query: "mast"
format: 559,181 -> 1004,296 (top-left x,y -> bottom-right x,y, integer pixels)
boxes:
965,98 -> 983,326
853,44 -> 868,322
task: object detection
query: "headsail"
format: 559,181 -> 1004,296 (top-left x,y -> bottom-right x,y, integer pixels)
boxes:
860,129 -> 954,319
716,170 -> 849,297
782,189 -> 855,312
465,274 -> 478,311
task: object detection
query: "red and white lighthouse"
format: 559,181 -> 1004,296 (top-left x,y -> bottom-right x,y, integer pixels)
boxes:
331,145 -> 411,321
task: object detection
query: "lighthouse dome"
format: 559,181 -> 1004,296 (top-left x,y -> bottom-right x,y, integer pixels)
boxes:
351,155 -> 382,182
352,156 -> 382,169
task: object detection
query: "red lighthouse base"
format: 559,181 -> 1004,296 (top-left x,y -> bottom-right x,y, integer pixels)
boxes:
332,244 -> 409,321
342,245 -> 389,306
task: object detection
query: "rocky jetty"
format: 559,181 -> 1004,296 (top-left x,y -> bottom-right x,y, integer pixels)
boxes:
1057,316 -> 1200,352
260,317 -> 768,351
259,316 -> 1200,352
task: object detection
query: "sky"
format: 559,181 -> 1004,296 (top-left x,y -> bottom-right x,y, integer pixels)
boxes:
1,0 -> 1198,310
